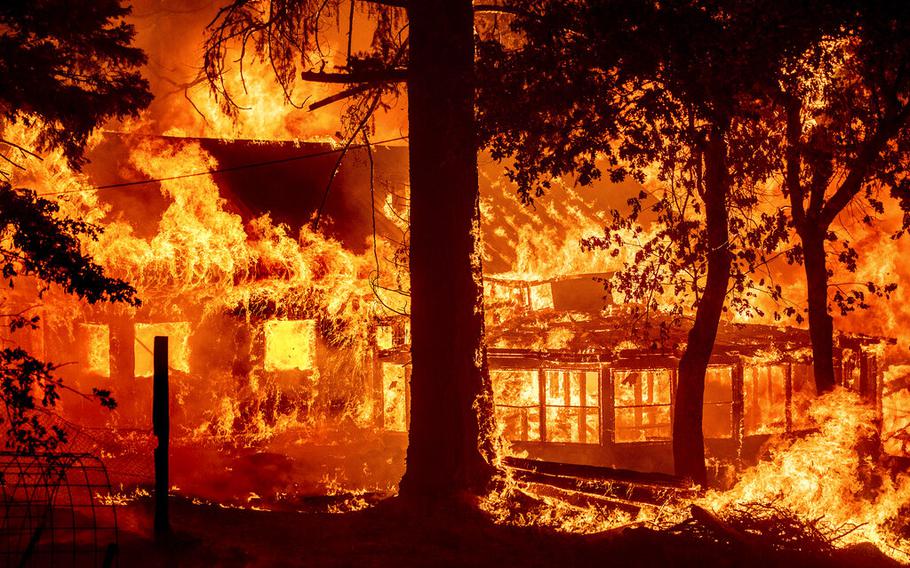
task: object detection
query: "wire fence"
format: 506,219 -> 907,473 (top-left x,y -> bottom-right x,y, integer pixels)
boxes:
0,453 -> 119,567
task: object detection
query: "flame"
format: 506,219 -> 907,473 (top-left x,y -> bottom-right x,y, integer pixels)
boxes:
2,7 -> 909,551
703,389 -> 910,558
78,323 -> 111,377
263,320 -> 318,373
381,362 -> 407,432
134,322 -> 191,377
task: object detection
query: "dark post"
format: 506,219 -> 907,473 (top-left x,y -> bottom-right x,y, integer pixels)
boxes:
601,366 -> 614,445
538,368 -> 547,443
731,358 -> 745,470
153,336 -> 170,538
785,363 -> 793,434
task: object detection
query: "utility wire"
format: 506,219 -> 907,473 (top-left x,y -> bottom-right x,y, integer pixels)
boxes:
42,135 -> 409,197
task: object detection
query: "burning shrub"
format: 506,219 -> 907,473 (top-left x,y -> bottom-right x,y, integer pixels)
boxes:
703,389 -> 910,559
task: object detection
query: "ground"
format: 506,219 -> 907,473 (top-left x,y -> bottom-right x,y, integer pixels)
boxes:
113,495 -> 903,568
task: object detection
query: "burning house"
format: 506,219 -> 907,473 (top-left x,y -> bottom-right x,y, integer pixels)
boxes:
5,130 -> 890,485
4,1 -> 910,565
380,274 -> 890,477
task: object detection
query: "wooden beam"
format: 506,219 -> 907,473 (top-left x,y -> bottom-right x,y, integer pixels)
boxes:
503,456 -> 695,490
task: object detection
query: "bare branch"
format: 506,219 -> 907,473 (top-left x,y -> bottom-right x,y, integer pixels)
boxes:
474,4 -> 523,16
359,0 -> 408,8
0,139 -> 43,162
309,84 -> 372,111
301,69 -> 407,84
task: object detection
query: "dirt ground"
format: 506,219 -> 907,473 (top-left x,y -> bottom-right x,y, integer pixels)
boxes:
113,495 -> 903,568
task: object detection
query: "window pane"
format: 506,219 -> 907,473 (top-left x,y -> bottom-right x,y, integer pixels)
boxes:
492,370 -> 538,406
546,406 -> 578,443
545,370 -> 567,405
585,409 -> 600,445
264,319 -> 317,372
79,323 -> 110,377
382,362 -> 407,432
613,369 -> 672,443
585,371 -> 599,406
496,406 -> 540,442
744,364 -> 787,434
705,366 -> 732,403
704,403 -> 732,438
791,363 -> 815,430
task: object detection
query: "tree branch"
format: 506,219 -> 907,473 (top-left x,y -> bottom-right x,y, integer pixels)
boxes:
358,0 -> 408,9
819,105 -> 910,227
474,4 -> 524,16
308,84 -> 372,111
300,69 -> 407,84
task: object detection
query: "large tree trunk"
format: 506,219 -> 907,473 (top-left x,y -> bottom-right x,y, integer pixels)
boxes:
801,226 -> 836,393
673,130 -> 732,486
398,0 -> 496,501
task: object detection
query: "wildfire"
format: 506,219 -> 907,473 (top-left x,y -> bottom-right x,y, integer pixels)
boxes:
1,4 -> 909,562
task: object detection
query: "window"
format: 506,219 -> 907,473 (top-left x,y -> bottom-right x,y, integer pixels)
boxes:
375,325 -> 394,350
491,368 -> 600,444
613,369 -> 672,442
703,366 -> 733,438
543,370 -> 600,444
791,363 -> 815,430
744,364 -> 787,434
134,322 -> 190,377
381,363 -> 407,432
492,370 -> 541,442
78,324 -> 110,377
529,283 -> 554,311
263,320 -> 317,372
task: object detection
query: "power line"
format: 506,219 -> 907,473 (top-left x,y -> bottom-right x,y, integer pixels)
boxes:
43,135 -> 409,197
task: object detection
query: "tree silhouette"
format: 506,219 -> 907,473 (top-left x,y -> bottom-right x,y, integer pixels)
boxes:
0,0 -> 151,169
476,0 -> 828,484
204,0 -> 497,500
768,2 -> 910,394
0,0 -> 150,452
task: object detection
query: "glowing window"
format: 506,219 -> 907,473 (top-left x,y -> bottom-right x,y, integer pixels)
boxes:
376,325 -> 394,350
264,320 -> 317,372
492,369 -> 541,442
529,283 -> 554,311
790,363 -> 816,430
134,322 -> 191,377
543,370 -> 600,444
744,364 -> 787,435
703,366 -> 733,439
613,369 -> 672,443
491,369 -> 600,445
382,362 -> 407,432
78,324 -> 110,377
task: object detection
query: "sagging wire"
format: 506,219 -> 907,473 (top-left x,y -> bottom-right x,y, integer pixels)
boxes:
39,134 -> 408,197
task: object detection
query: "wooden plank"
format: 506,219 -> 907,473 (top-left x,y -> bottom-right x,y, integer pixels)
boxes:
503,456 -> 695,490
507,466 -> 697,507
